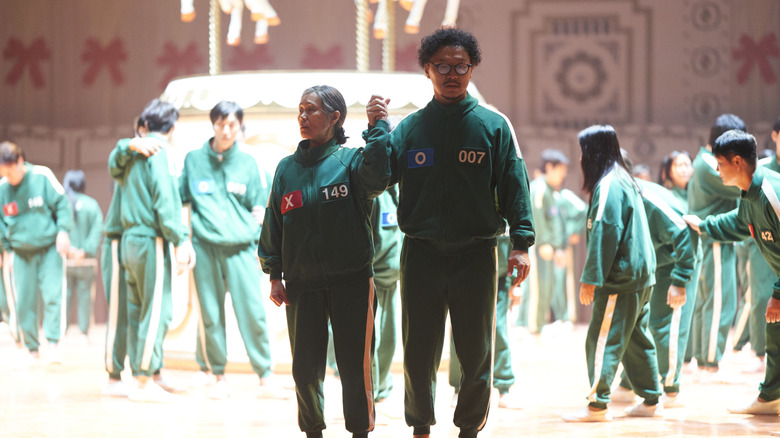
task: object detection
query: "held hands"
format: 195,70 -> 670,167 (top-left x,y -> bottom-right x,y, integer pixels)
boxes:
667,285 -> 687,309
366,95 -> 391,127
56,231 -> 70,256
579,283 -> 596,305
682,214 -> 702,234
766,297 -> 780,323
174,240 -> 196,274
270,279 -> 289,307
508,250 -> 531,287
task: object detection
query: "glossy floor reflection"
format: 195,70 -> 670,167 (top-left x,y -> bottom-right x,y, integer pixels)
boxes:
1,322 -> 779,437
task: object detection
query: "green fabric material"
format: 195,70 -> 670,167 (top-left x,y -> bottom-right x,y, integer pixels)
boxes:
0,163 -> 73,252
581,167 -> 656,293
179,140 -> 266,246
191,241 -> 272,377
101,237 -> 130,378
688,146 -> 741,218
13,245 -> 65,351
760,321 -> 780,401
401,237 -> 496,433
66,266 -> 95,334
258,122 -> 390,289
388,94 -> 534,252
108,133 -> 189,246
69,193 -> 103,257
285,278 -> 375,435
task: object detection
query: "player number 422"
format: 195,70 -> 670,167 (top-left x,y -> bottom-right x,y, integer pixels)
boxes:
458,150 -> 485,164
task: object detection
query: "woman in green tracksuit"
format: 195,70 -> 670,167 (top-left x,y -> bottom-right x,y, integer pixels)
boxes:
258,86 -> 390,438
63,170 -> 103,337
614,178 -> 699,407
0,141 -> 72,361
686,129 -> 780,415
563,125 -> 661,422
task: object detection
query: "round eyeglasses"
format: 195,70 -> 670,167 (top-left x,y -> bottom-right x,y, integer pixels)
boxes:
430,62 -> 472,75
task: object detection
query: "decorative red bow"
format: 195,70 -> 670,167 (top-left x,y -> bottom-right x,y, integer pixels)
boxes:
733,33 -> 779,85
227,45 -> 274,71
3,37 -> 51,89
81,38 -> 127,86
156,41 -> 204,89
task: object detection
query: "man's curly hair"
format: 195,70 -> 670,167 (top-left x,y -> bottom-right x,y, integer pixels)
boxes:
417,28 -> 482,69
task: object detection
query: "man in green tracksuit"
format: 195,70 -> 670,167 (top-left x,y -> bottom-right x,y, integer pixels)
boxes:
179,101 -> 276,400
388,29 -> 534,438
0,141 -> 72,363
685,129 -> 780,415
108,99 -> 195,402
371,186 -> 401,403
687,114 -> 745,376
614,178 -> 698,407
63,170 -> 103,338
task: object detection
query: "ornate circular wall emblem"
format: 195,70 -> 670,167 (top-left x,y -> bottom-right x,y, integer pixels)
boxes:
691,1 -> 721,31
691,93 -> 721,123
634,137 -> 656,158
691,46 -> 721,77
555,51 -> 607,103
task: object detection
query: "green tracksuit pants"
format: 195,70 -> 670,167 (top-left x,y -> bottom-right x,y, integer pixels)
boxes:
450,273 -> 515,395
192,241 -> 272,378
586,287 -> 661,410
102,238 -> 131,379
121,235 -> 174,377
372,280 -> 398,402
736,243 -> 774,357
734,242 -> 752,352
692,241 -> 737,367
11,245 -> 66,352
286,277 -> 375,435
760,322 -> 780,401
1,252 -> 20,343
401,237 -> 496,438
67,265 -> 96,335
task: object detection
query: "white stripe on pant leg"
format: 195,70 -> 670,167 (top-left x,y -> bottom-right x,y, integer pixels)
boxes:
3,251 -> 20,343
362,279 -> 376,431
60,253 -> 67,339
708,244 -> 722,364
195,291 -> 212,371
141,238 -> 165,371
664,307 -> 682,387
588,294 -> 617,402
105,240 -> 120,374
527,248 -> 539,332
477,246 -> 499,431
732,261 -> 751,349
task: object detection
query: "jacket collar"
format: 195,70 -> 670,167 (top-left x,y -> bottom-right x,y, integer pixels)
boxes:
294,137 -> 340,166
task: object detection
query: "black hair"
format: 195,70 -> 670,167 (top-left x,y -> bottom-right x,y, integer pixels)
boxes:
773,116 -> 780,134
658,150 -> 691,188
210,101 -> 244,125
539,149 -> 569,172
578,125 -> 635,196
709,113 -> 746,148
0,141 -> 24,164
63,170 -> 86,219
713,129 -> 757,168
139,99 -> 179,134
302,85 -> 348,145
417,28 -> 482,69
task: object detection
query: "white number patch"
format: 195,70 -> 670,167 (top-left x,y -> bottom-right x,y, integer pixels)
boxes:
321,183 -> 351,202
458,149 -> 486,166
28,196 -> 43,208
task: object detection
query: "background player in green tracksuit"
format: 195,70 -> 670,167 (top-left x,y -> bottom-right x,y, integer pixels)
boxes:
108,99 -> 195,402
259,86 -> 390,438
63,170 -> 103,339
179,100 -> 277,400
387,28 -> 534,438
371,187 -> 401,403
687,114 -> 746,377
562,125 -> 661,422
684,129 -> 780,415
613,173 -> 699,409
0,141 -> 72,363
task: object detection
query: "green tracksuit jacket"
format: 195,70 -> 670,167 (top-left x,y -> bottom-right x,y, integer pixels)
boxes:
66,192 -> 103,334
699,165 -> 780,401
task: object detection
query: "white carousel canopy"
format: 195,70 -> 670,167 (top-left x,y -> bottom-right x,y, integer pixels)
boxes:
160,70 -> 485,113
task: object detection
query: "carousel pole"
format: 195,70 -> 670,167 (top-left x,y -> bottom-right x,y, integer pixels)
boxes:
382,0 -> 395,72
209,0 -> 222,75
356,0 -> 369,72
